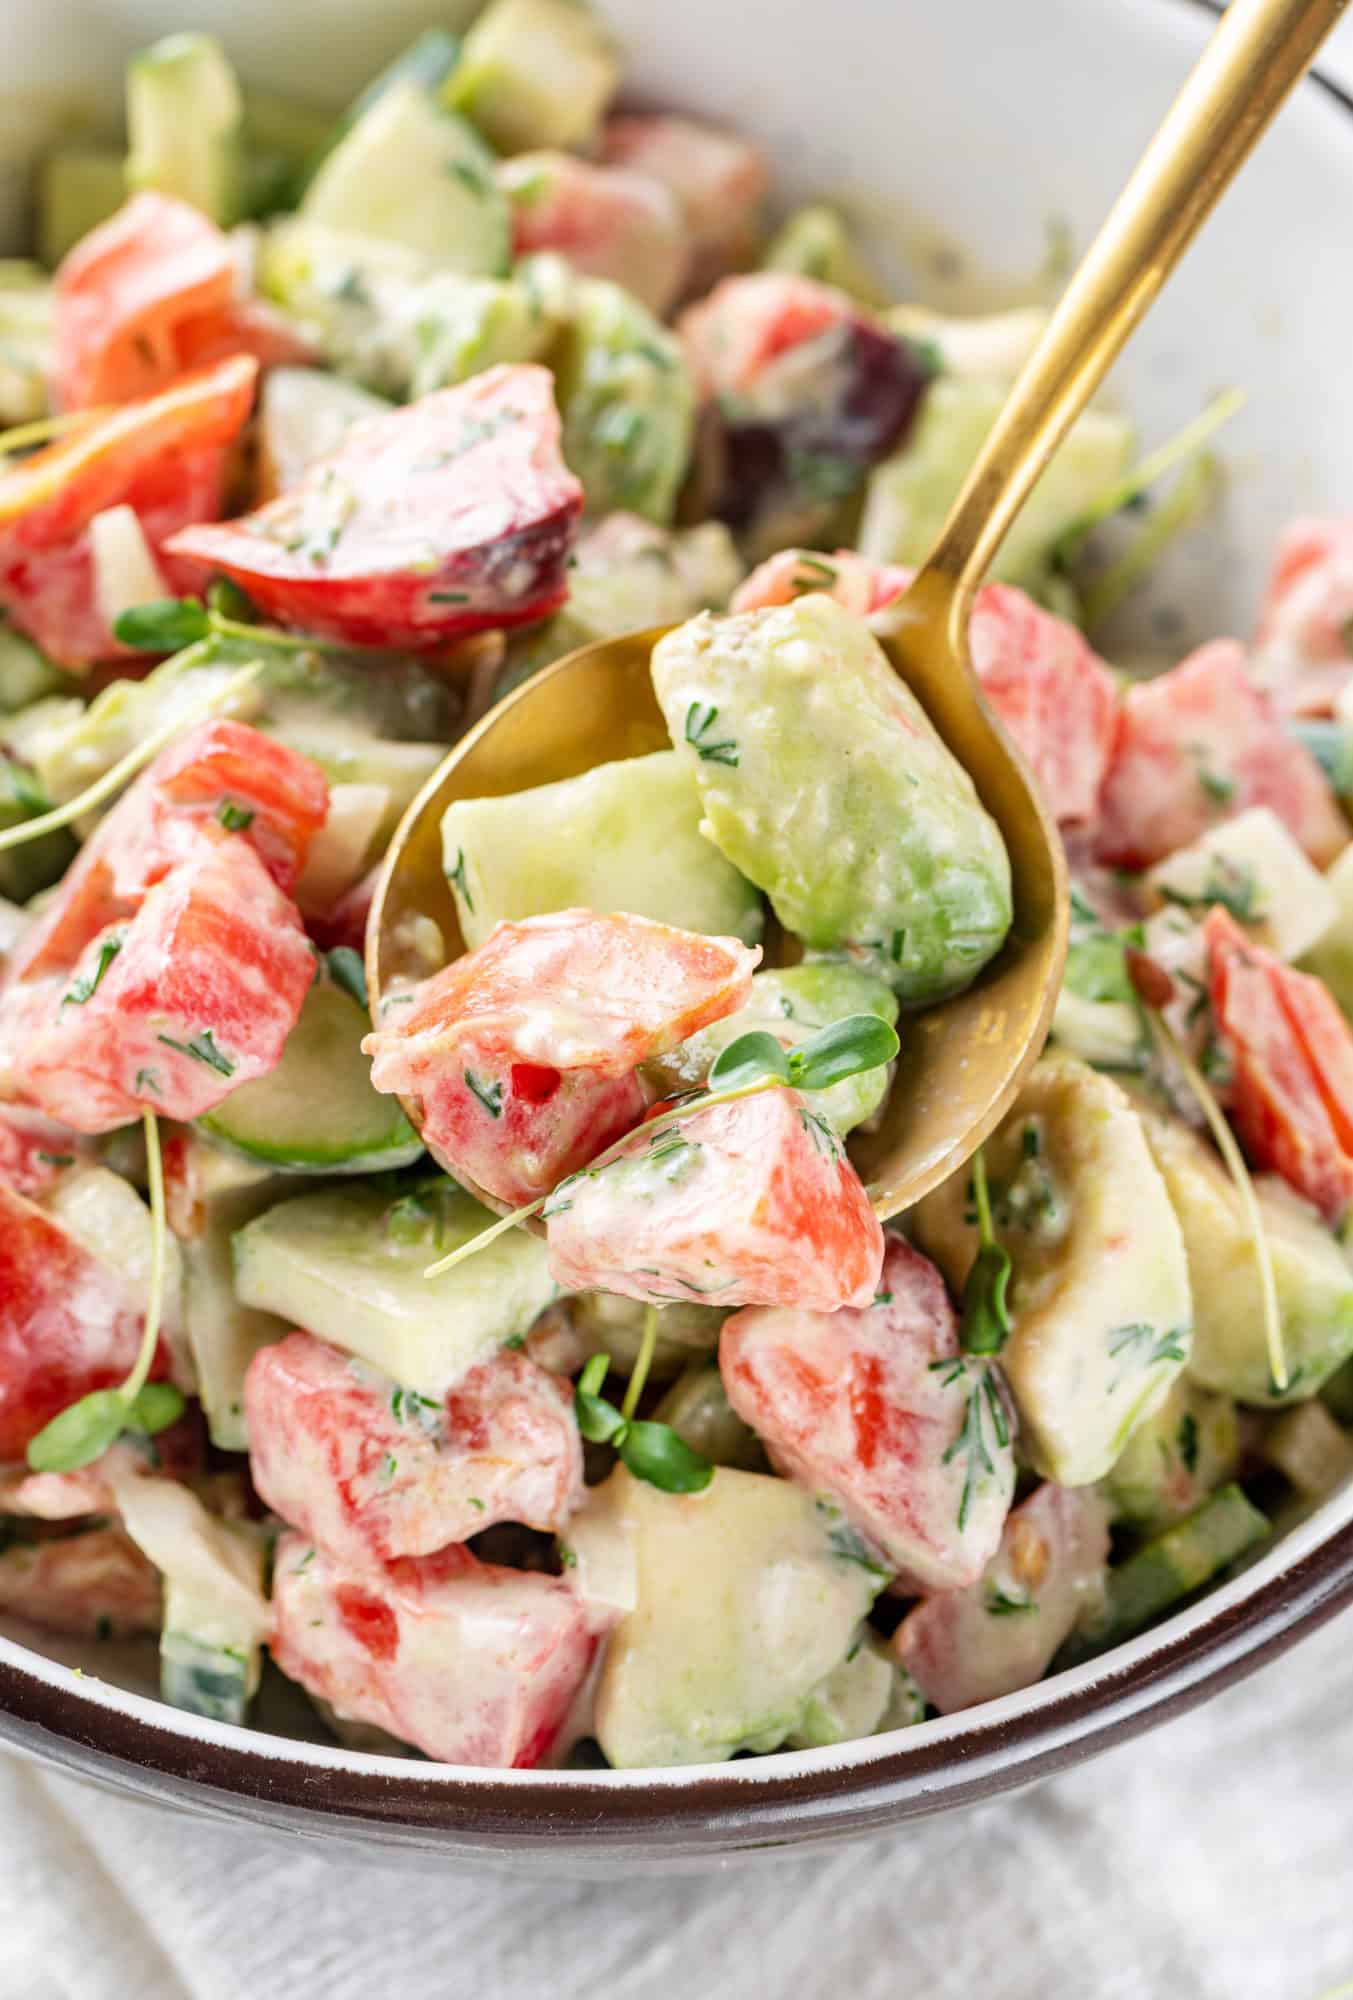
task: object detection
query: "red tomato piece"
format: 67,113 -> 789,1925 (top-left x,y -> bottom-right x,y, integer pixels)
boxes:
0,1523 -> 162,1639
1094,639 -> 1347,869
364,910 -> 759,1208
0,1104 -> 87,1197
244,1331 -> 584,1569
0,354 -> 258,669
10,828 -> 315,1132
270,1531 -> 595,1767
11,719 -> 327,987
1252,515 -> 1353,718
499,152 -> 688,317
0,1182 -> 170,1459
54,192 -> 314,410
599,113 -> 769,290
893,1483 -> 1110,1713
545,1085 -> 885,1312
732,555 -> 1118,824
720,1235 -> 1015,1588
166,364 -> 584,651
1205,905 -> 1353,1223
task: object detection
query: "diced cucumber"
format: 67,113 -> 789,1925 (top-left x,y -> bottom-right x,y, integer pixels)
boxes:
1068,1486 -> 1268,1660
293,782 -> 387,916
1300,845 -> 1353,1021
89,505 -> 169,632
301,79 -> 509,273
37,147 -> 126,268
1100,1376 -> 1239,1532
652,1364 -> 766,1471
762,205 -> 883,306
0,755 -> 74,903
296,29 -> 463,194
785,1633 -> 921,1749
859,376 -> 1133,590
441,747 -> 763,950
113,1472 -> 269,1727
200,969 -> 421,1175
1262,1399 -> 1353,1500
884,305 -> 1049,385
0,266 -> 54,423
399,274 -> 559,399
0,626 -> 69,715
232,1180 -> 556,1398
551,278 -> 696,522
44,1165 -> 190,1383
126,32 -> 245,225
256,367 -> 390,501
445,0 -> 620,154
1145,806 -> 1337,964
258,218 -> 438,395
1322,1355 -> 1353,1426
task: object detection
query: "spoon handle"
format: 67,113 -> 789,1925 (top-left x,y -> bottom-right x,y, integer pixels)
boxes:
921,0 -> 1348,608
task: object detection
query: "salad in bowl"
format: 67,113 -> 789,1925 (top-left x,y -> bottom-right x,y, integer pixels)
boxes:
2,0 -> 1353,1778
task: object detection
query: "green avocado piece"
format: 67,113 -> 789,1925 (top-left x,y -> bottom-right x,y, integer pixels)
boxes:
651,594 -> 1012,1001
550,277 -> 696,523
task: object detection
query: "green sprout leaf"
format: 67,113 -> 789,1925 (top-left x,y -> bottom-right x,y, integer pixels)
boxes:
708,1030 -> 791,1093
960,1241 -> 1013,1356
125,1381 -> 186,1436
26,1390 -> 129,1473
619,1421 -> 714,1494
113,598 -> 211,653
326,945 -> 368,1011
788,1013 -> 900,1092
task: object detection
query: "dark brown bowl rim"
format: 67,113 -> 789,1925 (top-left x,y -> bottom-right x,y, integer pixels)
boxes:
5,0 -> 1353,1865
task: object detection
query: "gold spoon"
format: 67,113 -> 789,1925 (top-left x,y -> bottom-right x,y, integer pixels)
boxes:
370,0 -> 1346,1220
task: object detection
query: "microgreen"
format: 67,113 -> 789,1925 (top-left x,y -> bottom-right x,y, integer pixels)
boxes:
572,1340 -> 713,1496
26,1113 -> 174,1473
325,945 -> 368,1011
942,1364 -> 1010,1531
959,1147 -> 1013,1355
113,593 -> 345,660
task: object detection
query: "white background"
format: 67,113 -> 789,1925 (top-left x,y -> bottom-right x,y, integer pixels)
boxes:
7,15 -> 1353,1999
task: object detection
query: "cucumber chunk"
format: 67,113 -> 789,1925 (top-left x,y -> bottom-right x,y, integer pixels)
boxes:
257,367 -> 390,501
551,277 -> 695,522
445,0 -> 619,155
441,747 -> 763,951
126,32 -> 245,225
762,205 -> 883,306
200,969 -> 421,1174
1065,1486 -> 1268,1662
232,1180 -> 556,1398
0,266 -> 54,423
301,79 -> 509,273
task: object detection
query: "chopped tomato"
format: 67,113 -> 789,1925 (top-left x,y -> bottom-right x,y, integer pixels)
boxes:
166,364 -> 584,651
9,828 -> 316,1132
0,1523 -> 162,1639
720,1235 -> 1016,1588
499,152 -> 688,316
0,1104 -> 87,1197
733,554 -> 1119,824
1205,905 -> 1353,1223
0,353 -> 258,669
364,909 -> 759,1208
1252,515 -> 1353,718
12,719 -> 328,986
893,1482 -> 1110,1712
0,1182 -> 170,1459
599,113 -> 769,289
244,1332 -> 583,1569
54,192 -> 314,411
270,1531 -> 596,1766
545,1085 -> 885,1312
1094,639 -> 1347,869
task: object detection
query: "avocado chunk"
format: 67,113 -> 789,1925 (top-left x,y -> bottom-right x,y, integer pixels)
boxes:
858,376 -> 1132,593
301,78 -> 508,272
38,148 -> 126,269
571,1465 -> 881,1766
1141,1108 -> 1353,1406
199,968 -> 422,1175
913,1054 -> 1193,1485
232,1181 -> 556,1398
445,0 -> 620,154
126,32 -> 245,224
1100,1376 -> 1240,1531
550,276 -> 696,523
440,748 -> 763,949
651,594 -> 1013,1001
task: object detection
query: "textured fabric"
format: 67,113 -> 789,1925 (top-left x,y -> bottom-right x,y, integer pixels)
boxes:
2,1605 -> 1352,1998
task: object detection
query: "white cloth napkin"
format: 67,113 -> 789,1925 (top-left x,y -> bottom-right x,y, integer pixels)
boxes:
2,1601 -> 1352,2000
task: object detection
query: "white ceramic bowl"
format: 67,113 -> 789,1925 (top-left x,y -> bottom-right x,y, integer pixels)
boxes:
2,0 -> 1352,1869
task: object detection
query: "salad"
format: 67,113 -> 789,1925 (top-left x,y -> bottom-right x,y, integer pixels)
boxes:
1,3 -> 1352,1775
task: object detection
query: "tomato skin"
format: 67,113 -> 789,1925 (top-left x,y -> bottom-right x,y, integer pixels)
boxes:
545,1085 -> 885,1312
732,547 -> 912,618
53,192 -> 315,411
364,910 -> 758,1208
244,1332 -> 583,1569
1253,515 -> 1353,718
0,354 -> 258,669
270,1532 -> 596,1767
500,152 -> 689,316
0,1524 -> 162,1639
721,1235 -> 1016,1589
599,114 -> 769,289
1206,905 -> 1353,1224
0,1182 -> 169,1459
11,829 -> 315,1132
1094,639 -> 1346,869
166,364 -> 584,651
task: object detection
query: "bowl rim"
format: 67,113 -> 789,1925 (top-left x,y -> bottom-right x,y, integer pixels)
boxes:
6,0 -> 1353,1859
